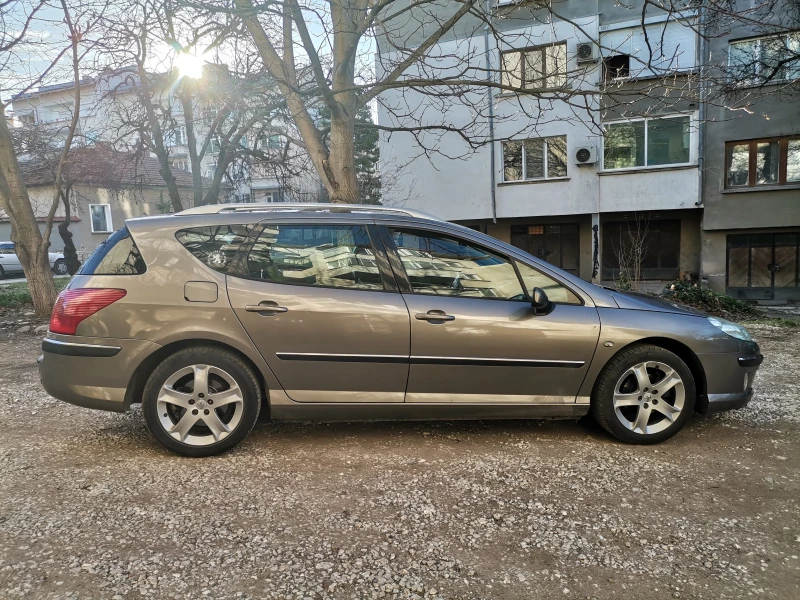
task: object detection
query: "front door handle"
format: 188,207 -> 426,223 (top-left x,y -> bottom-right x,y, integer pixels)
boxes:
415,310 -> 455,323
245,301 -> 289,315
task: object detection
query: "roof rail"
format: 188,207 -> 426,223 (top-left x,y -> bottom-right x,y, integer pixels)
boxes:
176,202 -> 442,221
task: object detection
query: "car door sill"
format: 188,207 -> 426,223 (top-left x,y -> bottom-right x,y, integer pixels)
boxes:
270,403 -> 590,422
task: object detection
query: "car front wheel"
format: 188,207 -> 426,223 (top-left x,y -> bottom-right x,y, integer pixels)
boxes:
592,344 -> 696,444
142,347 -> 261,457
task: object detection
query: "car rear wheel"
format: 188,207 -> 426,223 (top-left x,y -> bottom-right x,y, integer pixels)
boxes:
592,344 -> 696,444
53,259 -> 68,275
0,265 -> 5,278
142,347 -> 261,457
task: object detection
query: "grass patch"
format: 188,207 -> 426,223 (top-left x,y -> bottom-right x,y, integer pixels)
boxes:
0,278 -> 71,308
740,317 -> 800,328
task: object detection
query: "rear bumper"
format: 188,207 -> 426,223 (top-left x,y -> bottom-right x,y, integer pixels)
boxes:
38,333 -> 160,413
696,341 -> 763,415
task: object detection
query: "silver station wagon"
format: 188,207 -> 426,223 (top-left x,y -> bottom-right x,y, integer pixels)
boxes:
39,204 -> 762,456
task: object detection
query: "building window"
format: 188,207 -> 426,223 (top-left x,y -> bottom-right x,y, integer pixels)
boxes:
725,136 -> 800,188
603,115 -> 691,170
89,204 -> 112,233
501,43 -> 567,90
602,219 -> 681,281
603,54 -> 630,81
503,136 -> 567,181
728,33 -> 800,87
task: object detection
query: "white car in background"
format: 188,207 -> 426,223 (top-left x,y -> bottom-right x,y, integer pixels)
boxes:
0,242 -> 68,278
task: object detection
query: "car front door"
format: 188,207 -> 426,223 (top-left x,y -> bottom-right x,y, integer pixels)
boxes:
226,220 -> 410,403
381,225 -> 601,404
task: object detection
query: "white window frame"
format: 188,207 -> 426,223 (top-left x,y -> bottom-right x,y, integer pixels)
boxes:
601,113 -> 695,172
89,204 -> 113,233
502,135 -> 569,182
728,32 -> 800,86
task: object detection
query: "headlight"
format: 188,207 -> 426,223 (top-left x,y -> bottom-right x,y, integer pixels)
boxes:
707,317 -> 752,342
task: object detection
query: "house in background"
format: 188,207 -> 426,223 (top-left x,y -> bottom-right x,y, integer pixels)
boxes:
378,0 -> 703,290
8,66 -> 302,206
0,147 -> 202,254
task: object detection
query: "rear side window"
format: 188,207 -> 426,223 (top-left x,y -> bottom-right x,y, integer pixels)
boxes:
247,224 -> 383,290
78,227 -> 146,275
175,225 -> 250,273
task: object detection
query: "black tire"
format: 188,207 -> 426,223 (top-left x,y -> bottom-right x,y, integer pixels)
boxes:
0,264 -> 5,278
591,344 -> 696,444
142,346 -> 261,457
53,259 -> 68,275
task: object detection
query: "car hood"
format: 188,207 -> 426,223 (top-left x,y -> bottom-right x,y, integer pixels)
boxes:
609,290 -> 706,316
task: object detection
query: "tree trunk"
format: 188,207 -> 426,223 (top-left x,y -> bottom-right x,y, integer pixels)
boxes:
325,114 -> 360,203
0,106 -> 58,317
58,190 -> 81,275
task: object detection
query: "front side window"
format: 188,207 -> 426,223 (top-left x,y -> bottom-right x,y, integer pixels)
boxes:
89,204 -> 112,233
389,228 -> 525,300
725,137 -> 800,188
0,243 -> 14,255
246,224 -> 383,290
604,116 -> 690,169
515,261 -> 581,305
503,135 -> 567,181
501,43 -> 567,90
728,33 -> 800,87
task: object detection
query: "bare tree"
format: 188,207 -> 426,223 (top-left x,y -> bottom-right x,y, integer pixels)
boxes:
610,214 -> 651,292
0,0 -> 104,316
159,0 -> 798,206
90,0 -> 294,210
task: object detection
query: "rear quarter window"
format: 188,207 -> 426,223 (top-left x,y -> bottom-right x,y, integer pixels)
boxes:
175,225 -> 251,274
78,227 -> 147,275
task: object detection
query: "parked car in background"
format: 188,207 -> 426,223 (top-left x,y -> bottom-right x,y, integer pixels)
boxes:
0,242 -> 69,277
38,204 -> 763,457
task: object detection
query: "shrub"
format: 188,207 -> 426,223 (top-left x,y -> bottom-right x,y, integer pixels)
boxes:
662,281 -> 760,319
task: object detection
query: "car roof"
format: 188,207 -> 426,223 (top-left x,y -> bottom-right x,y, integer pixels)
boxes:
127,203 -> 445,232
176,202 -> 443,222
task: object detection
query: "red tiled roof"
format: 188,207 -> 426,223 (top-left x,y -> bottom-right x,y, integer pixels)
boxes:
21,146 -> 210,189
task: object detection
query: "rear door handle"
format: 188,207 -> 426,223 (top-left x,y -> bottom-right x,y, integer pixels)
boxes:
415,310 -> 455,323
245,302 -> 288,315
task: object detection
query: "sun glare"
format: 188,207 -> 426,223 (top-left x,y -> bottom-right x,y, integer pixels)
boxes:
175,52 -> 206,79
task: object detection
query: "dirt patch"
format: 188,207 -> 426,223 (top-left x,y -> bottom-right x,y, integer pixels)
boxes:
0,326 -> 798,599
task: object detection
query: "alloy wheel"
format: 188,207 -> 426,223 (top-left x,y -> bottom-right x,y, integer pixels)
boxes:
156,364 -> 244,446
612,361 -> 685,435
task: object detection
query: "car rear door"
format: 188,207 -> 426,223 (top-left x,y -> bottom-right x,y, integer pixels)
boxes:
379,223 -> 601,404
226,218 -> 411,403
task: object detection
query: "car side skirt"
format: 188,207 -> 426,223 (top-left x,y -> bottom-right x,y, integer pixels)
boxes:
269,402 -> 590,422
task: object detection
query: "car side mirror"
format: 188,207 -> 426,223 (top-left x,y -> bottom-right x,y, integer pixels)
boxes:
530,287 -> 552,314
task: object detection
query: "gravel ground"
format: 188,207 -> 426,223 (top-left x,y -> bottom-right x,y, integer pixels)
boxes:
0,323 -> 798,600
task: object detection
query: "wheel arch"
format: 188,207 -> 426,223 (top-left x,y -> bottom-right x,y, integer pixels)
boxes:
123,339 -> 270,411
592,337 -> 707,410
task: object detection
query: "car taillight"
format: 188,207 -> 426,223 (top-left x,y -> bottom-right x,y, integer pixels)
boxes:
49,288 -> 127,335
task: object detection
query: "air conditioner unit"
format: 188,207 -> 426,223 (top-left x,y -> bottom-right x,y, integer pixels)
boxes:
575,146 -> 597,165
576,42 -> 598,64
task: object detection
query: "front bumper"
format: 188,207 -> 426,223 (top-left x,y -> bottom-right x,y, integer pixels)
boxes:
38,333 -> 160,413
696,340 -> 763,415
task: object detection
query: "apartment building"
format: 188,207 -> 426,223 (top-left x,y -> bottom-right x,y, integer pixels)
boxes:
700,5 -> 800,302
377,1 -> 705,289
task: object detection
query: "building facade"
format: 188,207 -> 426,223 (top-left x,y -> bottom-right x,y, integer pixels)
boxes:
378,1 -> 799,301
378,0 -> 704,290
700,2 -> 800,302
